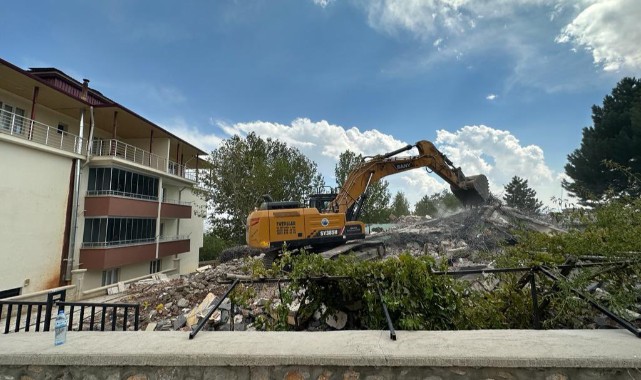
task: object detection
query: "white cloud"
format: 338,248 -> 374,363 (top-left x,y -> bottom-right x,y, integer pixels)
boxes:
215,118 -> 406,184
556,0 -> 641,72
362,0 -> 561,40
202,118 -> 563,209
486,93 -> 497,100
434,125 -> 562,207
160,118 -> 222,154
312,0 -> 334,8
354,0 -> 638,89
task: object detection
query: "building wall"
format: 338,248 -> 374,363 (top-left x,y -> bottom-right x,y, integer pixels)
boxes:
0,141 -> 73,294
177,188 -> 205,274
1,62 -> 204,297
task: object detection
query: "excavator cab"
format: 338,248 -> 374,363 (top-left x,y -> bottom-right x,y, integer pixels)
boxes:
308,187 -> 338,213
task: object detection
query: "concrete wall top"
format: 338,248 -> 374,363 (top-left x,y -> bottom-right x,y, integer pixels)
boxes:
0,330 -> 640,369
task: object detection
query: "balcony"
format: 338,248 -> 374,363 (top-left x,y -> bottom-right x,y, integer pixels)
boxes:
0,110 -> 84,155
158,235 -> 190,257
85,195 -> 159,218
161,199 -> 192,219
90,139 -> 196,182
80,235 -> 190,270
80,241 -> 156,270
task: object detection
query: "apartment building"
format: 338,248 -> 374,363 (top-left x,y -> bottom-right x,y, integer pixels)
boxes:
0,57 -> 206,298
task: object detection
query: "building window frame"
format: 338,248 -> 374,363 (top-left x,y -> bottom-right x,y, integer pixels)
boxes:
0,101 -> 26,134
149,259 -> 161,274
101,268 -> 120,286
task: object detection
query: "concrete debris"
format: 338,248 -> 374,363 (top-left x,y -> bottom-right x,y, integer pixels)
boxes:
120,205 -> 572,332
325,311 -> 348,330
107,282 -> 129,295
186,292 -> 215,327
145,322 -> 157,331
176,298 -> 190,308
375,205 -> 565,262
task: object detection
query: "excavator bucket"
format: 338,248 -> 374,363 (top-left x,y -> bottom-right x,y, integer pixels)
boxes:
450,174 -> 490,207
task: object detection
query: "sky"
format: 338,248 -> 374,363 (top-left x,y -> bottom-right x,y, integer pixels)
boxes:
2,0 -> 640,210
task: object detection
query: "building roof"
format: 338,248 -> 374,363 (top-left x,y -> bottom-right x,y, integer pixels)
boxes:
0,57 -> 207,157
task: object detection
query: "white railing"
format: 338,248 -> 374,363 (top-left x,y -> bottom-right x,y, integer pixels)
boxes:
91,139 -> 195,181
0,110 -> 84,155
162,198 -> 192,206
86,189 -> 158,201
81,235 -> 189,248
158,234 -> 190,242
90,139 -> 166,171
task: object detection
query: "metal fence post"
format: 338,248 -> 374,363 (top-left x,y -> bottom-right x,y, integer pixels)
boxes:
529,271 -> 541,329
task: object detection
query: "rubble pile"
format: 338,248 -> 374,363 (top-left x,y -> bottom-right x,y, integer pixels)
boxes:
376,205 -> 565,265
119,205 -> 575,332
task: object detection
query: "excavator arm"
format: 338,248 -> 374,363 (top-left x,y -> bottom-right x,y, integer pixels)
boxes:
330,140 -> 489,220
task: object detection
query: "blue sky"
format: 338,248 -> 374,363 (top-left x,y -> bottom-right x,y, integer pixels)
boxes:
3,0 -> 639,208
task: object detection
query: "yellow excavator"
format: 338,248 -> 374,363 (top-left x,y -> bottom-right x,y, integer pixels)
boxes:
246,140 -> 489,261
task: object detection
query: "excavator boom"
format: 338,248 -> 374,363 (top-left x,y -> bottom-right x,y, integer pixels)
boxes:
330,140 -> 489,219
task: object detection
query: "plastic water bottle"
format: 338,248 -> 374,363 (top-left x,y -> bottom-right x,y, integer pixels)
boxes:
54,310 -> 68,346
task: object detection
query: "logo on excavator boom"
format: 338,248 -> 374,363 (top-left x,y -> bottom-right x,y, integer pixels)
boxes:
321,218 -> 329,226
394,163 -> 411,170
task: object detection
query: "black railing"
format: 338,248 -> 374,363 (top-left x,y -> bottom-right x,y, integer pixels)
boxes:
0,288 -> 139,334
57,301 -> 139,331
205,259 -> 641,340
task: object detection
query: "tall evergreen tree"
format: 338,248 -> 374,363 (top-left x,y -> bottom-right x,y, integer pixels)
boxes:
390,191 -> 411,217
503,176 -> 543,213
334,150 -> 391,223
564,77 -> 641,204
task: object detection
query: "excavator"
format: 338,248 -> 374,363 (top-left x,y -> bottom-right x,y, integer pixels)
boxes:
246,140 -> 489,262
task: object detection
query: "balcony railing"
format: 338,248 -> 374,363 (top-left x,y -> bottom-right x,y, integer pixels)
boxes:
90,139 -> 195,181
81,235 -> 189,248
0,110 -> 84,155
158,234 -> 189,242
162,198 -> 192,206
87,189 -> 158,201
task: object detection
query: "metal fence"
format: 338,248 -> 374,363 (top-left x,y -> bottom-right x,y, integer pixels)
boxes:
190,258 -> 641,341
0,288 -> 139,334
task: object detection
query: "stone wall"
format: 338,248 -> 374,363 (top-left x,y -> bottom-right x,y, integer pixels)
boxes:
0,364 -> 637,380
1,330 -> 640,380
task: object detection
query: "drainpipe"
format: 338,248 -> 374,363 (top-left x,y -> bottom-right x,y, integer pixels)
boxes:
65,107 -> 86,281
28,86 -> 39,140
87,106 -> 95,158
155,179 -> 163,260
177,186 -> 189,236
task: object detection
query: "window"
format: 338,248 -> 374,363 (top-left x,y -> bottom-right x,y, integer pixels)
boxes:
0,102 -> 12,131
87,167 -> 158,199
0,102 -> 25,134
83,217 -> 156,246
0,287 -> 21,299
149,259 -> 161,274
57,123 -> 66,134
101,268 -> 120,286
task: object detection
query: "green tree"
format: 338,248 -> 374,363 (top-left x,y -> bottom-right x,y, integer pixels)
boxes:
414,190 -> 462,217
201,133 -> 324,243
414,194 -> 437,217
432,189 -> 462,214
564,77 -> 641,204
503,176 -> 543,213
334,150 -> 391,223
199,232 -> 233,262
390,191 -> 411,217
